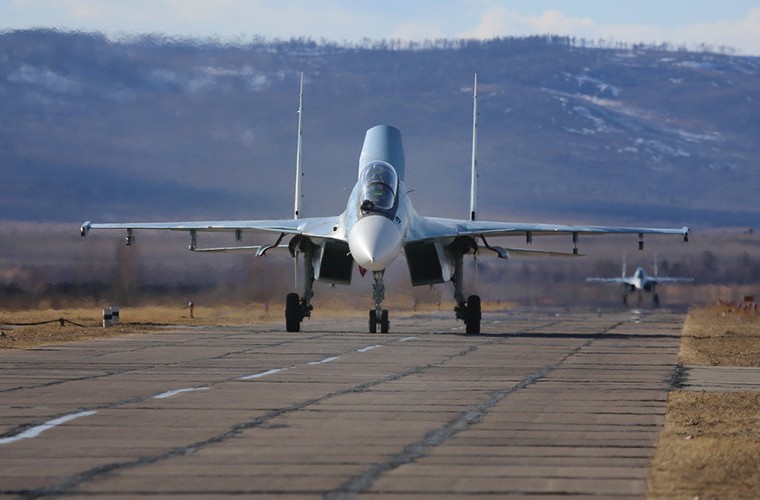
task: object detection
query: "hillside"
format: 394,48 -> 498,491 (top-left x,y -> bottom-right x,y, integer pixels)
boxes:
1,30 -> 759,227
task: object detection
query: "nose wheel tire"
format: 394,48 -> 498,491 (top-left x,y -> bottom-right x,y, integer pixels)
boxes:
369,309 -> 389,333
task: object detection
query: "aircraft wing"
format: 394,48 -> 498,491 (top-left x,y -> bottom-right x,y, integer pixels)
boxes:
651,277 -> 695,284
80,216 -> 344,241
585,277 -> 632,284
414,218 -> 689,241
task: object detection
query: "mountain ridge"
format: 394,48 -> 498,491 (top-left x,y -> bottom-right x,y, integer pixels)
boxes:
1,30 -> 758,228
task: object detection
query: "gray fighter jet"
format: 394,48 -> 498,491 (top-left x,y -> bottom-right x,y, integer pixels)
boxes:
81,75 -> 689,333
587,255 -> 693,306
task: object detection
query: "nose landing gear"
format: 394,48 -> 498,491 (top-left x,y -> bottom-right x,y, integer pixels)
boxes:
369,270 -> 389,333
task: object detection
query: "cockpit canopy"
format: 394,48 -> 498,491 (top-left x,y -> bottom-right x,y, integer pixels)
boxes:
360,161 -> 398,211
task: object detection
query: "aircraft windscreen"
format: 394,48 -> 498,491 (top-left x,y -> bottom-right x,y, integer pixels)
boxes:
360,162 -> 398,210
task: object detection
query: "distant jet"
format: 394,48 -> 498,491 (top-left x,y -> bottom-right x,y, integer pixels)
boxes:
80,75 -> 689,333
586,255 -> 693,306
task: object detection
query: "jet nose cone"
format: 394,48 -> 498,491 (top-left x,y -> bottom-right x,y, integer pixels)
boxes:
348,215 -> 402,271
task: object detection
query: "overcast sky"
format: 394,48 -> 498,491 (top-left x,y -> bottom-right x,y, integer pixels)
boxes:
3,0 -> 760,54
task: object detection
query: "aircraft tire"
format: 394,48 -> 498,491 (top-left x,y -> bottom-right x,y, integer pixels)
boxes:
380,309 -> 389,333
369,310 -> 377,333
285,293 -> 301,332
653,294 -> 660,307
465,295 -> 481,334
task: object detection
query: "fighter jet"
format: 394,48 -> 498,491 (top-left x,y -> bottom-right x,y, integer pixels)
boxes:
586,255 -> 693,306
80,75 -> 689,333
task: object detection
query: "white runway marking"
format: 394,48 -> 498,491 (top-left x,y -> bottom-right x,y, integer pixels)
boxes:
0,410 -> 97,445
153,387 -> 209,399
357,345 -> 383,353
399,336 -> 418,342
308,356 -> 340,365
239,368 -> 284,380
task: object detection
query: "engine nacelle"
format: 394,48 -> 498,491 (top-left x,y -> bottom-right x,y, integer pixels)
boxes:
404,240 -> 453,286
313,240 -> 353,285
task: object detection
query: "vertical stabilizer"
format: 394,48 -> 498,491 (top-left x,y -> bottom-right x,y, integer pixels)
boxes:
294,73 -> 304,219
470,74 -> 478,221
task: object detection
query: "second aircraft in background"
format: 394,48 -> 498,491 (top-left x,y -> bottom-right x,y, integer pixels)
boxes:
586,255 -> 694,306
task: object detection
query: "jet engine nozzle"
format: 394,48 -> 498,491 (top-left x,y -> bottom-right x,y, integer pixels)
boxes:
348,215 -> 402,271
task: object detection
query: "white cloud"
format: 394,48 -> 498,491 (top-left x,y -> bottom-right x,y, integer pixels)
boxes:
673,7 -> 760,54
598,9 -> 760,53
4,1 -> 760,54
391,21 -> 446,41
462,7 -> 595,39
462,6 -> 760,55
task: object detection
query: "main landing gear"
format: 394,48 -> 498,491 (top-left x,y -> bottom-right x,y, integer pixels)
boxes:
285,292 -> 311,332
455,294 -> 481,334
285,240 -> 315,332
369,270 -> 390,333
622,291 -> 660,308
452,240 -> 481,334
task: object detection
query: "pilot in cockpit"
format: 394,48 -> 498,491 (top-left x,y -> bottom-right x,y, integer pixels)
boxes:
360,161 -> 398,212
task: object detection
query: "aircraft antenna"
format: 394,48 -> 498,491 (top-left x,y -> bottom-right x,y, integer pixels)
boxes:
294,73 -> 304,219
469,73 -> 478,221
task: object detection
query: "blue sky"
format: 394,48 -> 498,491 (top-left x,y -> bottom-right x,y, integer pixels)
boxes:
3,0 -> 759,54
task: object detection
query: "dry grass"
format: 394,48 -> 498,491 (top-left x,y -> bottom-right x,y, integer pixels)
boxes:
679,303 -> 760,367
0,300 -> 516,349
648,392 -> 760,499
647,304 -> 760,498
0,304 -> 277,349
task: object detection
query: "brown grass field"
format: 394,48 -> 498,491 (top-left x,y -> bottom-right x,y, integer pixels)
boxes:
0,300 -> 514,349
0,304 -> 287,349
647,303 -> 760,499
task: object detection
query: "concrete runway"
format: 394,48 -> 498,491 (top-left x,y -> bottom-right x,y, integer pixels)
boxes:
0,309 -> 684,498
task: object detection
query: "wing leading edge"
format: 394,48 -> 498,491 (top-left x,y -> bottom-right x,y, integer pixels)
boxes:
80,216 -> 343,240
407,217 -> 688,256
417,217 -> 689,240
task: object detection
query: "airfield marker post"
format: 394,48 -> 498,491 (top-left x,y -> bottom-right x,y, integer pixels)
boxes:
102,308 -> 113,328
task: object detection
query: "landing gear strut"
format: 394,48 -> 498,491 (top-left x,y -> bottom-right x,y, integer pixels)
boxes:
369,270 -> 389,333
285,239 -> 315,332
